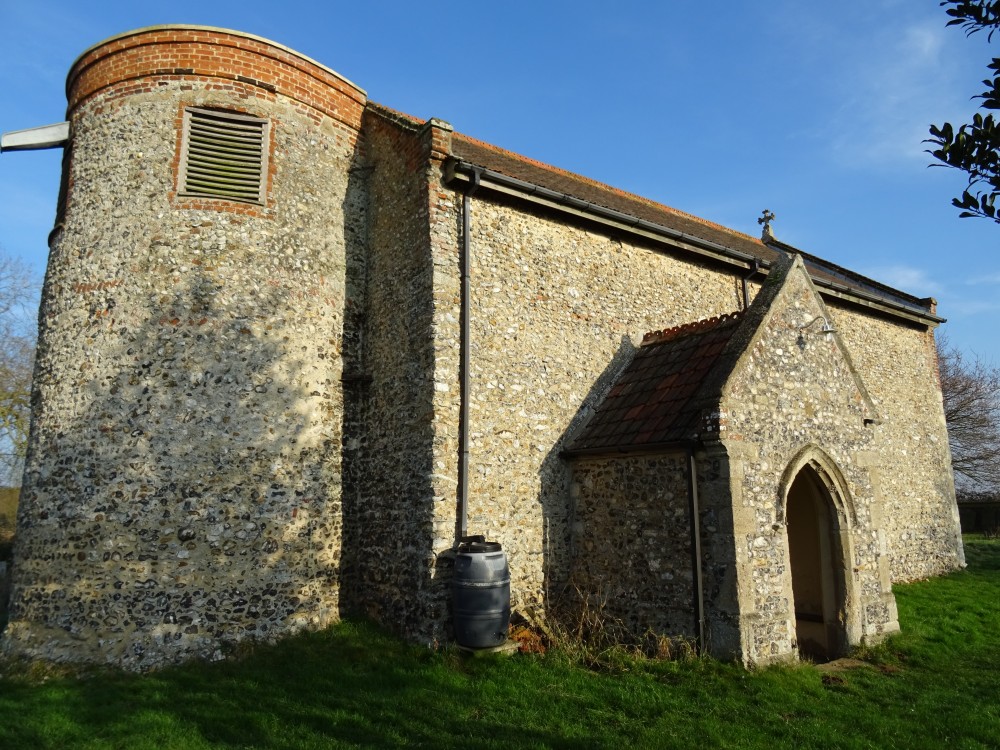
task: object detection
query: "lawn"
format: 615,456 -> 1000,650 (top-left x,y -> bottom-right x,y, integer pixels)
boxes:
0,538 -> 997,749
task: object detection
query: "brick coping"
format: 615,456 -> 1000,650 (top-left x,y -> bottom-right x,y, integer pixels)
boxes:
67,25 -> 366,97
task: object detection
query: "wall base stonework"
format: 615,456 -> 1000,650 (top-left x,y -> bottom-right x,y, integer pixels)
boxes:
566,454 -> 696,643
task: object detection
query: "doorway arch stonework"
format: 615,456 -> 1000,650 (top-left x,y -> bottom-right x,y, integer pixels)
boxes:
779,446 -> 864,658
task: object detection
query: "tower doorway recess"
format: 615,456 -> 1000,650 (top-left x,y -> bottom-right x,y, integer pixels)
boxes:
786,466 -> 848,661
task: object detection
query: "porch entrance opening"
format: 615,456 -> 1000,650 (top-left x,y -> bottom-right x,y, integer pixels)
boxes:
786,466 -> 847,662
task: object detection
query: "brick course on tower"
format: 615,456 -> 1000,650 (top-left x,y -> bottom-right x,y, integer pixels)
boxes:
2,25 -> 964,670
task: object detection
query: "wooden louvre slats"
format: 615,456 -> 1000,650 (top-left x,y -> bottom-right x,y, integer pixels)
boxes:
179,109 -> 267,204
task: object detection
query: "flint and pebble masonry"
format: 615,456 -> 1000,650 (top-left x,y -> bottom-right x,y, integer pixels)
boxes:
6,27 -> 364,668
3,25 -> 964,669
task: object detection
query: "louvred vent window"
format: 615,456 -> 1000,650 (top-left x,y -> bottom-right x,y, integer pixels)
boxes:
178,108 -> 269,204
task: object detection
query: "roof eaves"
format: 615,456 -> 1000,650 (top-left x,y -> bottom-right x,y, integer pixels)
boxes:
445,159 -> 767,272
766,238 -> 941,319
446,159 -> 944,327
560,438 -> 698,460
451,133 -> 762,246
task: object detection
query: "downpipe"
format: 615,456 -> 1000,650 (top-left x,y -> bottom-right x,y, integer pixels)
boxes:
687,447 -> 706,652
457,167 -> 482,542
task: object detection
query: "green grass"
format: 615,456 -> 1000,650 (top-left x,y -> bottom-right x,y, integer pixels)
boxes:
0,538 -> 998,749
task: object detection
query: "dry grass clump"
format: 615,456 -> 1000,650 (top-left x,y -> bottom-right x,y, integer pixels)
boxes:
543,584 -> 700,669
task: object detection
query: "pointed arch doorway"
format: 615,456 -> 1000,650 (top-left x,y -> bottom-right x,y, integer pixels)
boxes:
786,465 -> 849,662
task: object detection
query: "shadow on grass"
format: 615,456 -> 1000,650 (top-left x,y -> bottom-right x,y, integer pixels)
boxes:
2,542 -> 999,749
963,535 -> 1000,573
0,621 -> 574,749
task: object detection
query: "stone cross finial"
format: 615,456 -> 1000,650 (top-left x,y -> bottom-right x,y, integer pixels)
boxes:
758,209 -> 776,241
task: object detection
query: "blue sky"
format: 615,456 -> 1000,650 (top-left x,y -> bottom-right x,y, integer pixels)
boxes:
1,0 -> 998,361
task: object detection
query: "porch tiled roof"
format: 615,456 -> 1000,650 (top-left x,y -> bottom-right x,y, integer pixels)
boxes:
565,312 -> 744,454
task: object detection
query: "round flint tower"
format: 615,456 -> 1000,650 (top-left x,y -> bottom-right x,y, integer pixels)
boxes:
5,26 -> 367,668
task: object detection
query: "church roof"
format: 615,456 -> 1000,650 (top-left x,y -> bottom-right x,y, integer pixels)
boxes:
449,133 -> 939,324
564,312 -> 745,455
451,133 -> 772,263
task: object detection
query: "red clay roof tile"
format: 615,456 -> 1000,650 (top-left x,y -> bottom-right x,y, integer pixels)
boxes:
566,312 -> 745,454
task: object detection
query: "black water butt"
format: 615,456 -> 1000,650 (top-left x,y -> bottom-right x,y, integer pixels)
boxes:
452,535 -> 511,648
